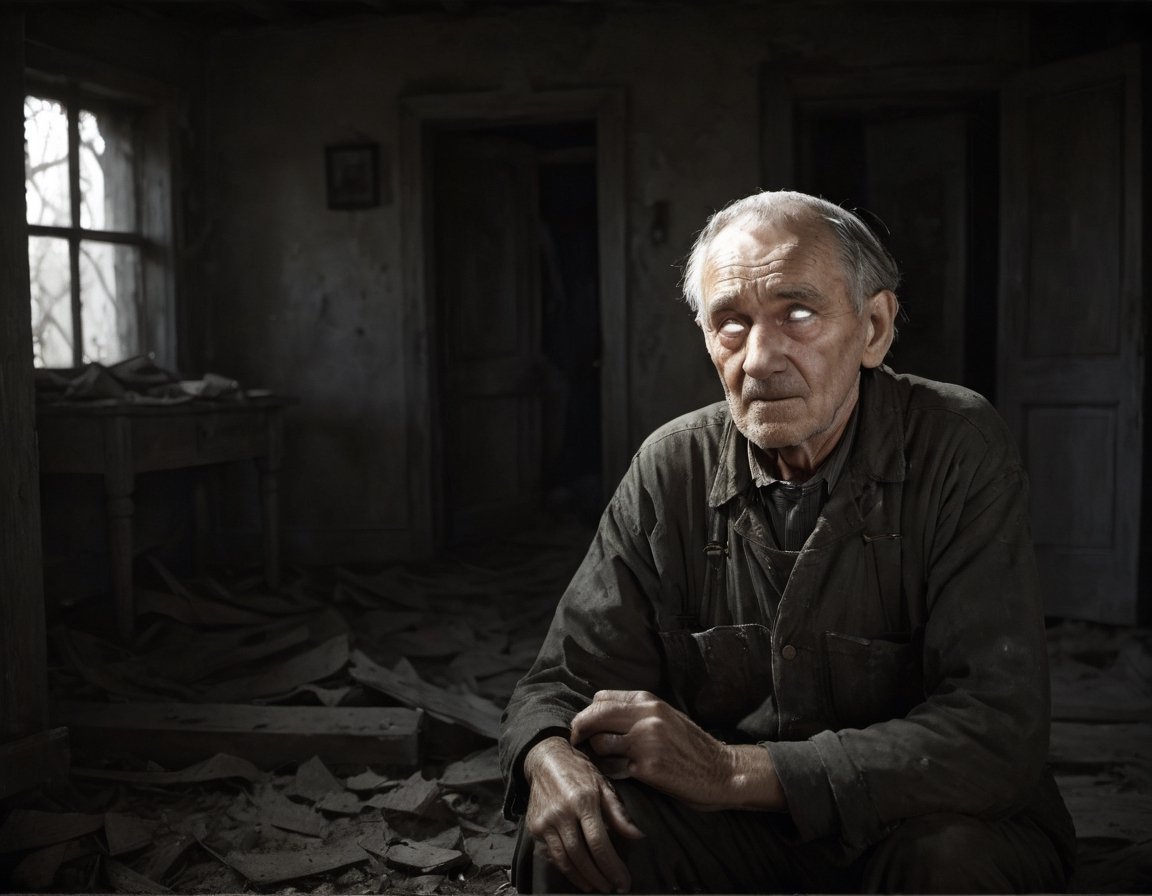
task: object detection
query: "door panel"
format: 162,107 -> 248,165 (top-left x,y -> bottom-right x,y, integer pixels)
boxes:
433,134 -> 541,541
999,46 -> 1143,623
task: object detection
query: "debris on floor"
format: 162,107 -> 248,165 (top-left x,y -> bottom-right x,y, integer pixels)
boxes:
1047,621 -> 1152,893
2,521 -> 1151,893
1,521 -> 590,894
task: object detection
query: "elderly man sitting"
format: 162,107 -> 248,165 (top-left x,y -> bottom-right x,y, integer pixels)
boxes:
499,190 -> 1075,894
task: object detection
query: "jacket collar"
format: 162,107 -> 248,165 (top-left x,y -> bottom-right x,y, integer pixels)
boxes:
708,366 -> 907,510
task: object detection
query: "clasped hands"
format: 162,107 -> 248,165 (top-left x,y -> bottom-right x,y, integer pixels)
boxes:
523,690 -> 785,893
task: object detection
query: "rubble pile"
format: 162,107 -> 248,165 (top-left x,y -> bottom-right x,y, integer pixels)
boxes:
1,521 -> 592,894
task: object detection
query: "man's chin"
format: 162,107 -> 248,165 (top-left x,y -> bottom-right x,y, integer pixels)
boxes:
734,417 -> 804,452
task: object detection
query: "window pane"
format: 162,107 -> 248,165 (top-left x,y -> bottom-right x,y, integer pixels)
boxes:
24,96 -> 71,227
29,236 -> 74,367
80,241 -> 140,363
79,107 -> 137,232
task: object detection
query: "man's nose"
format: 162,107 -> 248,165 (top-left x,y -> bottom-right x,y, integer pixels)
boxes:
742,324 -> 787,377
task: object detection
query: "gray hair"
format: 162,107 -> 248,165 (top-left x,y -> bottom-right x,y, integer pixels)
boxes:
681,190 -> 901,315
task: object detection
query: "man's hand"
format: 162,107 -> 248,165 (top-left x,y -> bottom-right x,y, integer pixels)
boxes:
570,690 -> 787,812
523,735 -> 645,893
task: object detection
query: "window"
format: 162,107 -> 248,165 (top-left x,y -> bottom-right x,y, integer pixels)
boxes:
24,83 -> 172,368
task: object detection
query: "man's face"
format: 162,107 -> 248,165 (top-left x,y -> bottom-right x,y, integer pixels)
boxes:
699,213 -> 890,459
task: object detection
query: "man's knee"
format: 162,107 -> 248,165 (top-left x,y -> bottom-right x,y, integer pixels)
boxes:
861,812 -> 1061,894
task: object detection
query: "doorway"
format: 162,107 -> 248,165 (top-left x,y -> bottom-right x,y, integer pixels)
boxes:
399,89 -> 627,554
764,49 -> 1146,624
430,121 -> 602,543
792,97 -> 999,400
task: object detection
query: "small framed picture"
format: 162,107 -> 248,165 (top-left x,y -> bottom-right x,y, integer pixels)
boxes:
325,143 -> 379,210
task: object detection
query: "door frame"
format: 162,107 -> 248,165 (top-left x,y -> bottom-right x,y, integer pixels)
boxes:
759,62 -> 1013,185
399,88 -> 628,554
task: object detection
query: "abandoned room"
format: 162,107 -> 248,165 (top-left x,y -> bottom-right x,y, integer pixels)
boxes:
1,0 -> 1151,892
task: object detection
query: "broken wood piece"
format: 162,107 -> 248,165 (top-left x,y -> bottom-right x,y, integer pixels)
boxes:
103,813 -> 156,856
403,872 -> 448,894
357,823 -> 396,859
385,840 -> 468,875
367,771 -> 441,817
441,746 -> 501,790
58,701 -> 420,768
135,587 -> 273,627
0,810 -> 105,854
350,649 -> 501,739
1049,722 -> 1152,767
139,623 -> 311,684
256,682 -> 352,707
54,627 -> 181,701
132,833 -> 195,885
255,787 -> 326,837
199,633 -> 350,702
104,857 -> 172,894
72,752 -> 262,785
225,840 -> 370,884
0,726 -> 70,800
422,826 -> 462,851
464,832 -> 517,868
456,815 -> 517,836
1057,775 -> 1152,841
291,755 -> 344,802
346,769 -> 395,792
316,791 -> 365,815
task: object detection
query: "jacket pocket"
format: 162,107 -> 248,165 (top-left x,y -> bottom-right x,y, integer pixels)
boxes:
822,630 -> 924,730
659,623 -> 774,732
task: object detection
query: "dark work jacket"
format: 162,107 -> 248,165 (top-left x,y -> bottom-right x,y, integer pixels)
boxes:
499,366 -> 1072,860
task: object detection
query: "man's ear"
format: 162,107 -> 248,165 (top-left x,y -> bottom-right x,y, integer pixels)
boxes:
861,289 -> 898,369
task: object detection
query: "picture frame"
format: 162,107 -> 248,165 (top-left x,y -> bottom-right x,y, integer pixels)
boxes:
325,143 -> 379,210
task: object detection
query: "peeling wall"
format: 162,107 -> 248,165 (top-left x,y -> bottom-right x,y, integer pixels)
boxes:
203,2 -> 1028,562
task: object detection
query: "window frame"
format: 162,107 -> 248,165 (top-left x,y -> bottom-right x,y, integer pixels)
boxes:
24,69 -> 177,370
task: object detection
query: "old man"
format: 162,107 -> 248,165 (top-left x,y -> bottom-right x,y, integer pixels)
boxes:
499,190 -> 1075,893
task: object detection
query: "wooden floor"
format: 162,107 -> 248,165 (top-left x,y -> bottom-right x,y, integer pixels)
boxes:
1047,622 -> 1152,892
0,518 -> 1149,893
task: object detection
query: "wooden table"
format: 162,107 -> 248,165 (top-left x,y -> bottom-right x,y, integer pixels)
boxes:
37,398 -> 291,639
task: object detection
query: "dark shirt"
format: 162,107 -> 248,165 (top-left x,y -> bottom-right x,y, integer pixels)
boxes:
752,408 -> 857,551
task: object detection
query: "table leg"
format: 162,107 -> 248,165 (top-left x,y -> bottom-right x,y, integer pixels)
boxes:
257,456 -> 280,589
104,416 -> 135,640
193,473 -> 211,576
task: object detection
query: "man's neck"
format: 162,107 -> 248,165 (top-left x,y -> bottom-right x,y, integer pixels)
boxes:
768,389 -> 860,482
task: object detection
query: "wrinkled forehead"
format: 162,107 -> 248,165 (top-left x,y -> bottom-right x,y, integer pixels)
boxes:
701,210 -> 844,297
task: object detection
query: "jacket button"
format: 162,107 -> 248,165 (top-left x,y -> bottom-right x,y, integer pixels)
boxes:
781,644 -> 797,660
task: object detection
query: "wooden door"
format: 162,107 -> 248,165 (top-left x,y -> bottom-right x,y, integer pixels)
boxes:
865,112 -> 970,386
432,134 -> 542,542
999,47 -> 1143,623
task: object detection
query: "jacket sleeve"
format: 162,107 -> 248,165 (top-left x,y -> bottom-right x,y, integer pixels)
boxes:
767,412 -> 1050,848
498,456 -> 669,819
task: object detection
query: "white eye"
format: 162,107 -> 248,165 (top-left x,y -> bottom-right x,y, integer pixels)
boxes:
787,307 -> 815,321
719,319 -> 746,338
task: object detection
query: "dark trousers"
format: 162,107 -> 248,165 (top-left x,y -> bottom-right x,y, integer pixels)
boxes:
514,777 -> 1073,894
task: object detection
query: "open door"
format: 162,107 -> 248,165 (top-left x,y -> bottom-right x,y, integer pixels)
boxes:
432,134 -> 542,542
998,46 -> 1143,623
